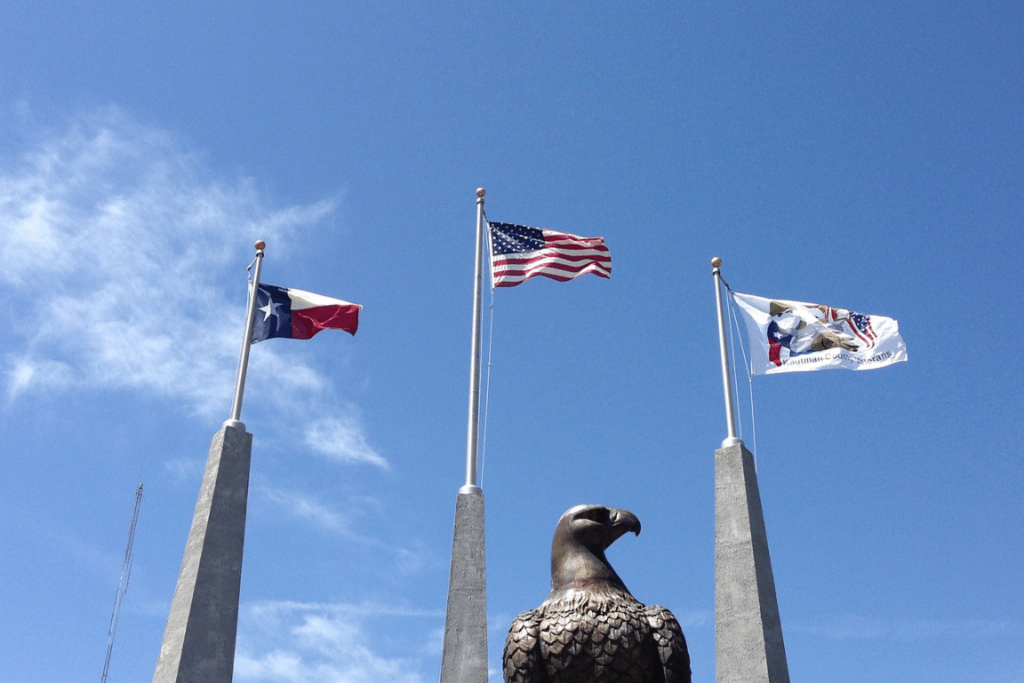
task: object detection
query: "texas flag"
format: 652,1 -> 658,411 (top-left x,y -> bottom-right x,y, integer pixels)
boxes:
252,283 -> 361,342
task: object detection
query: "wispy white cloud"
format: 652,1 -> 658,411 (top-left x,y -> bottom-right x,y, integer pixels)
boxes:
235,600 -> 439,683
791,613 -> 1024,642
260,485 -> 350,533
305,415 -> 389,468
674,609 -> 713,629
254,484 -> 427,573
164,457 -> 204,483
5,356 -> 73,402
0,107 -> 382,466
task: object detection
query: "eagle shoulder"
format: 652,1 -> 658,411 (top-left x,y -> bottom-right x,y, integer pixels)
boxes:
643,605 -> 691,683
514,590 -> 662,683
504,608 -> 544,683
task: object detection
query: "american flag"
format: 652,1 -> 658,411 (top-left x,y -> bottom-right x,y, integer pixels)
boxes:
488,222 -> 612,288
824,306 -> 878,347
847,311 -> 878,347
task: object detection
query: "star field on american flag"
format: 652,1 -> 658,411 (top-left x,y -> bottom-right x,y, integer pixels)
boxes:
487,221 -> 611,288
490,223 -> 546,254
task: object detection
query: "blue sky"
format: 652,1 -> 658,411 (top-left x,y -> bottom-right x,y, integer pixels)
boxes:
1,2 -> 1022,682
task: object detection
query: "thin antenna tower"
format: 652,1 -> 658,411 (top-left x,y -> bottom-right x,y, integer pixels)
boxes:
101,481 -> 144,683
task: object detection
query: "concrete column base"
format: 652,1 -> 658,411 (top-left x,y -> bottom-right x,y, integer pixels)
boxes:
715,442 -> 790,683
153,424 -> 253,683
440,488 -> 488,683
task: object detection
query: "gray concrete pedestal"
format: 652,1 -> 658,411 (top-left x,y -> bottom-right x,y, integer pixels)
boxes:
440,486 -> 488,683
152,423 -> 253,683
715,442 -> 790,683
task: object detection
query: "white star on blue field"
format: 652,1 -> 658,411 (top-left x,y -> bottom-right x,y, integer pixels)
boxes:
260,301 -> 283,323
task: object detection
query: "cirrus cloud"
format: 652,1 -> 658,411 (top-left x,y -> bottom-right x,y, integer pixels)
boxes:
235,600 -> 440,683
0,107 -> 382,466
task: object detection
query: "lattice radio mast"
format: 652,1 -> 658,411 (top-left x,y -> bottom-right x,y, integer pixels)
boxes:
100,481 -> 143,683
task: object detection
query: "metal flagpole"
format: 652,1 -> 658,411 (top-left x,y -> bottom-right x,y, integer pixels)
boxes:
712,256 -> 742,447
225,239 -> 266,430
712,254 -> 791,682
439,188 -> 489,683
154,244 -> 261,683
463,189 -> 486,492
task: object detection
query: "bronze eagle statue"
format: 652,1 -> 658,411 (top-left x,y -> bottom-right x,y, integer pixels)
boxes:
503,504 -> 691,683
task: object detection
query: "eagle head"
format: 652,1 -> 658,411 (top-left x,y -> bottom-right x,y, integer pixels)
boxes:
548,504 -> 641,599
504,504 -> 692,683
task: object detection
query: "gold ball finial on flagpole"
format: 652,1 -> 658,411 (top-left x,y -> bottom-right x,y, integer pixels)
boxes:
476,188 -> 486,198
711,256 -> 722,268
255,239 -> 267,252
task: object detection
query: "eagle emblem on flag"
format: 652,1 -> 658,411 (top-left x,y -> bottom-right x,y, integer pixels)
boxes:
732,292 -> 907,374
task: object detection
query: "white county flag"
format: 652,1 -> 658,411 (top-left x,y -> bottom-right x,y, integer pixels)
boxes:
732,291 -> 907,375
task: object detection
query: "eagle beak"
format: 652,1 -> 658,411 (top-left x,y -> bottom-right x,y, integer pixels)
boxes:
611,508 -> 641,537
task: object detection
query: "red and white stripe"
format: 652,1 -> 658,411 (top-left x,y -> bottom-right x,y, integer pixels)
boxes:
491,230 -> 611,287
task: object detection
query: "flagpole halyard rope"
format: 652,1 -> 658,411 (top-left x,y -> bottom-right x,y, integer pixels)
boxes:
725,286 -> 760,467
726,291 -> 744,443
479,286 -> 496,489
478,210 -> 495,489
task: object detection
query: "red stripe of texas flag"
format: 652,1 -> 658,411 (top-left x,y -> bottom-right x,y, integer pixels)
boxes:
286,288 -> 361,338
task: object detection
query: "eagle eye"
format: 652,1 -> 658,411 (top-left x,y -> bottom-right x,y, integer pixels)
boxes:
580,507 -> 610,524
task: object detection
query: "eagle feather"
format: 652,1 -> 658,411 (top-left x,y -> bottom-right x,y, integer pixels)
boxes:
503,505 -> 690,683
